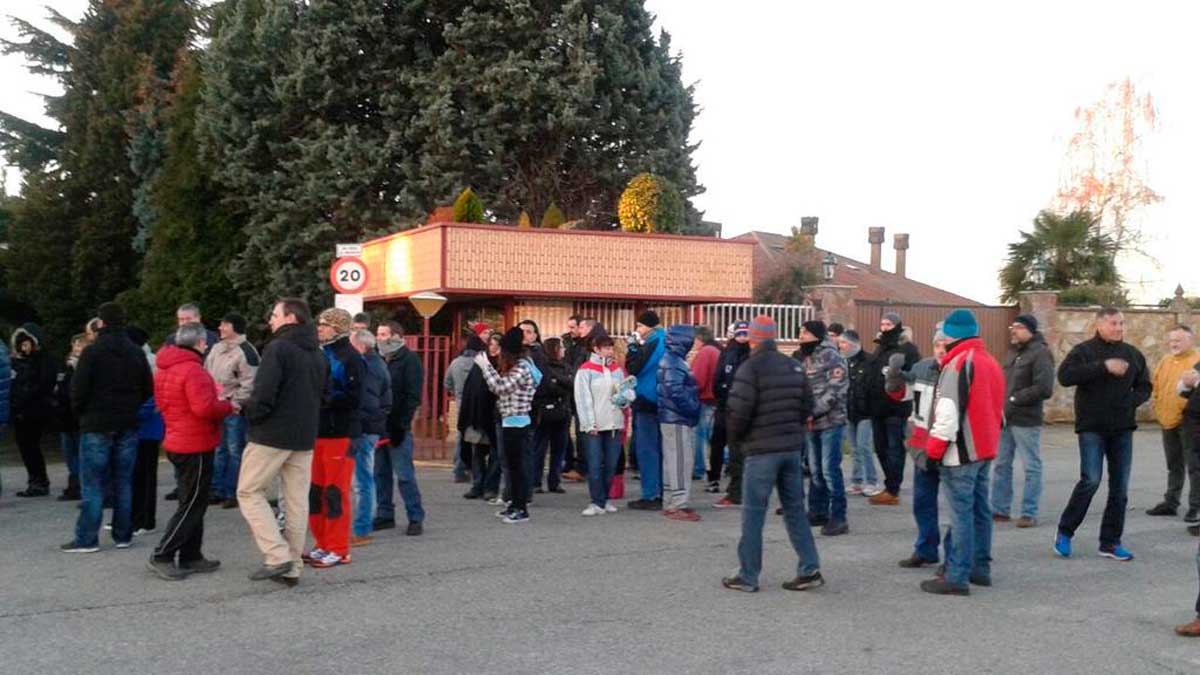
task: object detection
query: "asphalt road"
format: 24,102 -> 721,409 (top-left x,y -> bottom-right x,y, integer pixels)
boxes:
1,426 -> 1199,674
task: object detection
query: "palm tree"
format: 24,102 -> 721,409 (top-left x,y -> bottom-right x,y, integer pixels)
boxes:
999,209 -> 1121,303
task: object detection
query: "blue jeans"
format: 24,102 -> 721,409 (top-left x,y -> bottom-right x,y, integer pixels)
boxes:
808,425 -> 847,522
737,451 -> 822,588
634,410 -> 662,500
694,404 -> 715,479
1058,430 -> 1133,548
911,464 -> 948,561
453,438 -> 469,481
61,431 -> 81,486
849,419 -> 878,485
584,431 -> 622,507
211,415 -> 246,500
940,461 -> 993,585
872,416 -> 908,495
74,431 -> 138,546
374,433 -> 425,523
991,425 -> 1043,519
352,434 -> 379,537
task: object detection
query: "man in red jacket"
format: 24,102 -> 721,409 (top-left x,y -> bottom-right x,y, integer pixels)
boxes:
147,323 -> 234,581
921,309 -> 1005,596
691,326 -> 721,481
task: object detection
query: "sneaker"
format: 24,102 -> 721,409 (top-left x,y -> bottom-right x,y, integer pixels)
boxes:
713,497 -> 741,509
721,576 -> 759,593
1186,509 -> 1200,524
582,504 -> 605,517
463,490 -> 483,499
301,548 -> 327,563
821,520 -> 849,536
495,508 -> 514,518
1175,618 -> 1200,637
664,508 -> 701,522
502,510 -> 530,524
846,484 -> 864,496
604,503 -> 618,513
104,523 -> 113,531
627,498 -> 662,511
1146,502 -> 1178,516
862,484 -> 885,497
782,572 -> 825,591
704,481 -> 721,494
249,562 -> 294,581
481,492 -> 498,501
15,486 -> 50,498
133,528 -> 156,537
350,534 -> 374,547
310,551 -> 348,568
61,542 -> 100,554
993,513 -> 1011,523
179,557 -> 221,574
487,496 -> 509,506
898,554 -> 939,569
920,578 -> 969,596
1015,517 -> 1037,529
1053,533 -> 1072,558
1099,545 -> 1134,562
869,492 -> 900,506
115,541 -> 132,549
147,558 -> 190,580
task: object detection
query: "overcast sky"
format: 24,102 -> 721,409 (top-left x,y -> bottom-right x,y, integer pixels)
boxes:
3,0 -> 1197,304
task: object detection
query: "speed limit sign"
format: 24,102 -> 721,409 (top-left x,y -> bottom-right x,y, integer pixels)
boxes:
329,256 -> 369,294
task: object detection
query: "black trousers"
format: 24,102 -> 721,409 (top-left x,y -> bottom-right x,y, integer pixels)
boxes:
153,451 -> 213,563
133,440 -> 160,531
503,427 -> 530,512
14,419 -> 49,489
708,408 -> 728,483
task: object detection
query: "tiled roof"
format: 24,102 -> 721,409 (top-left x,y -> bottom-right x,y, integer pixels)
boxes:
735,231 -> 983,307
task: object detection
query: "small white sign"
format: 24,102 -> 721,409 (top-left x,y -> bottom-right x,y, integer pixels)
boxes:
336,243 -> 363,258
335,294 -> 364,316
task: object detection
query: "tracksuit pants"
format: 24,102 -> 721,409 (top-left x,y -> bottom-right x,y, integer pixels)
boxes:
152,451 -> 213,564
309,437 -> 354,557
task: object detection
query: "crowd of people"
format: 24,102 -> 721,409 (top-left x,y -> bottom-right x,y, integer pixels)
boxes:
2,301 -> 1200,634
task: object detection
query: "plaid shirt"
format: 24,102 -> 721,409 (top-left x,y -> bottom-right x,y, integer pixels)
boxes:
480,358 -> 538,422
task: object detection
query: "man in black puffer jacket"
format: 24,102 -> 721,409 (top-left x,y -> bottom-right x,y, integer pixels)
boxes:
867,312 -> 922,505
722,316 -> 823,594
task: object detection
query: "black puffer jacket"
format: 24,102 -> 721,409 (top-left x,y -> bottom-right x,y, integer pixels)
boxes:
1003,333 -> 1055,427
714,341 -> 751,410
1058,334 -> 1151,434
245,323 -> 328,451
383,342 -> 422,442
846,350 -> 875,423
535,359 -> 573,425
71,327 -> 154,433
726,340 -> 814,457
10,324 -> 56,424
867,326 -> 921,418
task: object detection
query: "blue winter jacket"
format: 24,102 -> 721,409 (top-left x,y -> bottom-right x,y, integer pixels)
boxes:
656,325 -> 701,426
0,340 -> 10,426
628,326 -> 667,409
138,396 -> 165,441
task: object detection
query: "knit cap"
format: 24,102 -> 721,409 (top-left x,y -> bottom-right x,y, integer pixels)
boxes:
942,309 -> 979,340
636,310 -> 660,329
882,311 -> 902,327
318,308 -> 353,336
748,315 -> 776,342
801,320 -> 828,342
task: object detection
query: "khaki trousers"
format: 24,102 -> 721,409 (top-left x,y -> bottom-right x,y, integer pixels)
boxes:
237,442 -> 312,578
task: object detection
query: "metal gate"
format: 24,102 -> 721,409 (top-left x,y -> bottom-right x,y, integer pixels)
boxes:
404,335 -> 451,454
854,302 -> 1018,361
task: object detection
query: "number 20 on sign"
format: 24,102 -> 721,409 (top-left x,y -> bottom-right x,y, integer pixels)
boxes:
329,256 -> 369,294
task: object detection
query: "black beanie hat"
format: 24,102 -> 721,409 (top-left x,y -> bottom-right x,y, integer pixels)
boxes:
636,310 -> 660,328
802,320 -> 828,343
222,312 -> 247,335
1014,314 -> 1038,333
501,327 -> 525,355
126,326 -> 149,348
98,302 -> 127,328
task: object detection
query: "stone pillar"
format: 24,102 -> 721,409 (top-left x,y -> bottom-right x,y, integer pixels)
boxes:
893,233 -> 909,279
1018,290 -> 1060,344
807,284 -> 857,328
1171,284 -> 1193,327
868,227 -> 885,271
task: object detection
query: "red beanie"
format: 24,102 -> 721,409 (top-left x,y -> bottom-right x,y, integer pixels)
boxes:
749,315 -> 776,342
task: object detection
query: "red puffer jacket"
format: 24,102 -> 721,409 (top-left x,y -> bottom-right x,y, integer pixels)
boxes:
155,345 -> 233,453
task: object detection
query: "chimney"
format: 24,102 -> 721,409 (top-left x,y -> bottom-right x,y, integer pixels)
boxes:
894,233 -> 909,278
798,216 -> 819,250
868,227 -> 885,271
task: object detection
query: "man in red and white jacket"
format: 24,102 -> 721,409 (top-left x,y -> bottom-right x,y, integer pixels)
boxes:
920,309 -> 1005,596
148,322 -> 234,581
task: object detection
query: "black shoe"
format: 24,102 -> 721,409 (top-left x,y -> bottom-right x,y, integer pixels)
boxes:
898,554 -> 939,569
165,490 -> 179,501
482,492 -> 498,502
921,578 -> 969,596
463,490 -> 483,499
534,487 -> 545,494
721,576 -> 759,593
57,489 -> 81,502
1186,508 -> 1200,524
373,518 -> 396,531
782,572 -> 825,591
1146,502 -> 1178,517
821,520 -> 849,536
179,557 -> 221,574
207,494 -> 224,505
549,486 -> 566,494
222,498 -> 239,510
627,499 -> 662,511
16,486 -> 49,498
270,575 -> 299,587
406,522 -> 423,536
249,562 -> 294,581
453,475 -> 470,484
808,513 -> 829,526
147,558 -> 190,581
969,574 -> 992,587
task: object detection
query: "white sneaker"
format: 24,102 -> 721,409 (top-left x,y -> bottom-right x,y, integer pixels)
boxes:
133,528 -> 155,537
115,541 -> 132,550
487,496 -> 509,506
582,504 -> 605,517
847,484 -> 864,496
863,484 -> 884,497
604,504 -> 618,513
310,551 -> 345,568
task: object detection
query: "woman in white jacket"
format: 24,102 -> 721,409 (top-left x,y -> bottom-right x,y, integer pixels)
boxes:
574,335 -> 635,516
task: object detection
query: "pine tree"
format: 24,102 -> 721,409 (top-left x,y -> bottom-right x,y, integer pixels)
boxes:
516,210 -> 533,228
541,203 -> 566,229
453,187 -> 485,223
